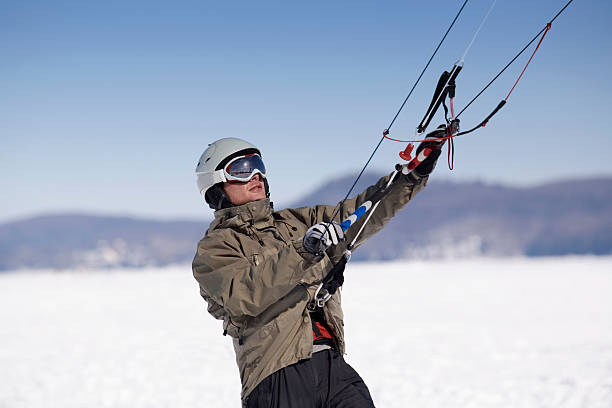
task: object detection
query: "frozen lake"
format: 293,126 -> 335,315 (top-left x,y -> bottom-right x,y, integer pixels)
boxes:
1,257 -> 611,407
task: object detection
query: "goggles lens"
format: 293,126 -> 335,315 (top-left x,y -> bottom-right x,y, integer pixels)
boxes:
225,154 -> 266,182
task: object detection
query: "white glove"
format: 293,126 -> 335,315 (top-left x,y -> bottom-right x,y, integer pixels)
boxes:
302,222 -> 344,255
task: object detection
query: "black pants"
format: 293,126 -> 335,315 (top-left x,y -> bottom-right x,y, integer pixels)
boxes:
246,349 -> 375,408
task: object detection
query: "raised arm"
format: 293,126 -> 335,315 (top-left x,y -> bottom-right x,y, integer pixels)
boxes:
310,171 -> 429,257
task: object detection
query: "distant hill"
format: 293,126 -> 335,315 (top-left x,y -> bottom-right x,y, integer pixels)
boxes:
290,174 -> 612,261
0,214 -> 209,270
1,176 -> 611,270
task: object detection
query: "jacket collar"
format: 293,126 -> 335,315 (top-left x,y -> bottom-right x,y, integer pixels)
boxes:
210,198 -> 274,231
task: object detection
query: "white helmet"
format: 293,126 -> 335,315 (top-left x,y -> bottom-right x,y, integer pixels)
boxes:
195,137 -> 268,209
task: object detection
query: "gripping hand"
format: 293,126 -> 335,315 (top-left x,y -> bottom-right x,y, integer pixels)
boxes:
302,222 -> 344,255
414,125 -> 445,176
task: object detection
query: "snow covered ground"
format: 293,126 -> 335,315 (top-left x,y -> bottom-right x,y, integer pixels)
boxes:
1,257 -> 611,407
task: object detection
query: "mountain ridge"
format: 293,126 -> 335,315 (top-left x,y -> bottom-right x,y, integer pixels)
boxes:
2,175 -> 611,270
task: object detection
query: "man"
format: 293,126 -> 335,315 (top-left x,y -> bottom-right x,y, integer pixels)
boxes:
192,134 -> 441,407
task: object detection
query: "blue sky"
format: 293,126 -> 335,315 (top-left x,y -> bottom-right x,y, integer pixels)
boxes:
1,0 -> 610,222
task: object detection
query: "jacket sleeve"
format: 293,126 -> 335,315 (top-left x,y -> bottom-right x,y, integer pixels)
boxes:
312,171 -> 429,257
192,235 -> 328,318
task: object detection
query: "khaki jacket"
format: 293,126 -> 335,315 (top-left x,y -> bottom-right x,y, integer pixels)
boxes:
192,172 -> 428,404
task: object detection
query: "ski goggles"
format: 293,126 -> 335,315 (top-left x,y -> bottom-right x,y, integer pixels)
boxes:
221,154 -> 266,183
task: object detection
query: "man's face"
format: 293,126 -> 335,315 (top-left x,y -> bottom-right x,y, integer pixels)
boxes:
223,173 -> 266,206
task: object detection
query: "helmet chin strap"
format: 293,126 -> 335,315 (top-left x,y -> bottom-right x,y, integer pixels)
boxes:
204,184 -> 234,210
264,178 -> 270,199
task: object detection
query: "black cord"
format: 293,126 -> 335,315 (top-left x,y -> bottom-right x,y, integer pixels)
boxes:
387,0 -> 469,131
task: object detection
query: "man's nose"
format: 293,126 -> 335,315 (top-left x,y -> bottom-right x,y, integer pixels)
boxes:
250,173 -> 262,182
